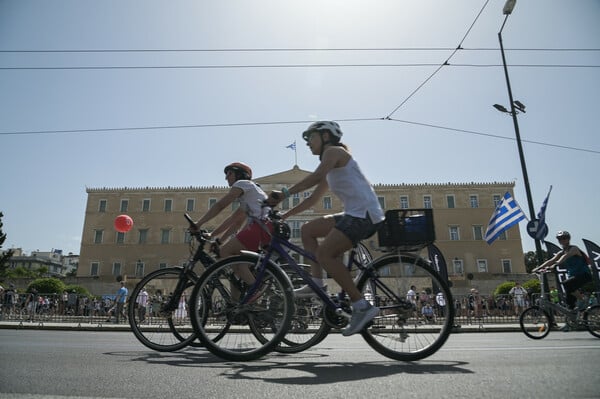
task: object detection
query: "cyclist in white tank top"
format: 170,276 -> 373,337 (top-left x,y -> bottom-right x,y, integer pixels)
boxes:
268,121 -> 384,336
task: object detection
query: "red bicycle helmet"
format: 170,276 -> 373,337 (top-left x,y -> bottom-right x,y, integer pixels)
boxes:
224,162 -> 252,180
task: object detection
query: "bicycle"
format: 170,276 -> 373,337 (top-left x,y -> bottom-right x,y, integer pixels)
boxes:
128,213 -> 330,353
127,214 -> 218,351
188,208 -> 454,362
519,269 -> 600,339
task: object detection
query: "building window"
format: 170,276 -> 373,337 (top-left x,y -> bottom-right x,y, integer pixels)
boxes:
477,259 -> 488,273
446,195 -> 455,209
90,262 -> 99,276
493,194 -> 501,207
291,221 -> 302,239
138,229 -> 149,244
453,259 -> 464,275
449,226 -> 460,241
323,196 -> 332,210
184,230 -> 192,243
116,232 -> 125,244
120,199 -> 129,212
186,199 -> 195,212
292,193 -> 300,207
469,195 -> 479,208
164,199 -> 172,212
98,199 -> 107,213
423,195 -> 432,209
94,230 -> 103,244
142,199 -> 151,212
473,225 -> 483,241
161,229 -> 171,244
159,262 -> 168,269
112,262 -> 121,276
498,231 -> 507,240
502,259 -> 512,273
135,261 -> 145,277
209,198 -> 217,208
400,196 -> 409,209
378,196 -> 385,210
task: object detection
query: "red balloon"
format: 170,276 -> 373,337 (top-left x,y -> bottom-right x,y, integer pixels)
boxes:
114,214 -> 134,233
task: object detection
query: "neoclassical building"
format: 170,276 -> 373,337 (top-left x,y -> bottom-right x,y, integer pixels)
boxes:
78,166 -> 525,294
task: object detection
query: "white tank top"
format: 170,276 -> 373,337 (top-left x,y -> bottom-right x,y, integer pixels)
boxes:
232,180 -> 270,220
326,158 -> 385,224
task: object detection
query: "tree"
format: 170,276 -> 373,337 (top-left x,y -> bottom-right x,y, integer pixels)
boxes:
0,211 -> 15,279
524,250 -> 548,273
28,278 -> 66,295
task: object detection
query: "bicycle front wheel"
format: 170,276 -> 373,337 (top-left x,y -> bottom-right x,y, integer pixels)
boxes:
519,306 -> 551,339
584,304 -> 600,338
357,253 -> 454,361
275,263 -> 330,353
189,255 -> 294,361
128,267 -> 199,352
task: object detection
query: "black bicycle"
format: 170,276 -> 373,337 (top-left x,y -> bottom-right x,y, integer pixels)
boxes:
519,269 -> 600,339
189,208 -> 454,362
127,215 -> 218,351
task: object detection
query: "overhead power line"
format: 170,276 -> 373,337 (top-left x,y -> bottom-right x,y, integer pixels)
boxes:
1,117 -> 597,155
0,47 -> 598,53
1,63 -> 598,71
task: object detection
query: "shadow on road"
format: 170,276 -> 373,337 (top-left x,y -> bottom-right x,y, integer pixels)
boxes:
109,348 -> 473,384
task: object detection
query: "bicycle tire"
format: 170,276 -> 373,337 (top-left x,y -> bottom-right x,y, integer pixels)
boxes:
357,253 -> 454,361
274,263 -> 331,353
189,255 -> 294,361
519,306 -> 551,339
128,267 -> 201,351
584,304 -> 600,338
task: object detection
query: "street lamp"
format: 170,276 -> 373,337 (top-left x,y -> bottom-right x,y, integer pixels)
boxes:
495,0 -> 545,265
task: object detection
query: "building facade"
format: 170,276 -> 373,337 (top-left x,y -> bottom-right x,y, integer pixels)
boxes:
78,166 -> 526,294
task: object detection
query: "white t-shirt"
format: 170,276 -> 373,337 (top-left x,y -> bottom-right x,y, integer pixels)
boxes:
232,180 -> 270,220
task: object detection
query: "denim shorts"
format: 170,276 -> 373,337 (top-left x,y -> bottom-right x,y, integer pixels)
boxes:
333,213 -> 383,246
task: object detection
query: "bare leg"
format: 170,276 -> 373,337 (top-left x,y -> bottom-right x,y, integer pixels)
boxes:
300,216 -> 336,280
317,228 -> 363,302
219,237 -> 255,285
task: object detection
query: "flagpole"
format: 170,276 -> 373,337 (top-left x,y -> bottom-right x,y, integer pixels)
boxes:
294,140 -> 297,166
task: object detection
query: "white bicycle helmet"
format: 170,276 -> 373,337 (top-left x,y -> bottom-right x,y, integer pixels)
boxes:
302,121 -> 343,142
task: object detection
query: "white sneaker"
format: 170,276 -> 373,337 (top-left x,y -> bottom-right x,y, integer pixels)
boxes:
343,302 -> 379,336
293,284 -> 327,299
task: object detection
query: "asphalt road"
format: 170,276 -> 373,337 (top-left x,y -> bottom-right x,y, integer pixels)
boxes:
1,330 -> 599,398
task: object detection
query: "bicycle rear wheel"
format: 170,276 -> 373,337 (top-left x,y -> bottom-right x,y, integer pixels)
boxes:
189,255 -> 294,361
519,306 -> 551,339
128,267 -> 200,351
356,253 -> 454,361
584,304 -> 600,338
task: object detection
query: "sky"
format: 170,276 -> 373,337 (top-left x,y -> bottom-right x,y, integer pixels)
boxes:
1,0 -> 599,257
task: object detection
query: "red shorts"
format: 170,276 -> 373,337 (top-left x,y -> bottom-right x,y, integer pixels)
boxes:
236,220 -> 273,251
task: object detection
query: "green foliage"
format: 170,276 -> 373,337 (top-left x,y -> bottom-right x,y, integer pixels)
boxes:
524,250 -> 549,273
495,279 -> 541,296
0,211 -> 15,279
27,278 -> 66,294
523,279 -> 540,294
64,284 -> 90,297
494,281 -> 515,296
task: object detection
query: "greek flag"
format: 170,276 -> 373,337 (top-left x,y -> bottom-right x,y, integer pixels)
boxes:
535,186 -> 552,240
485,192 -> 526,244
286,142 -> 296,150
